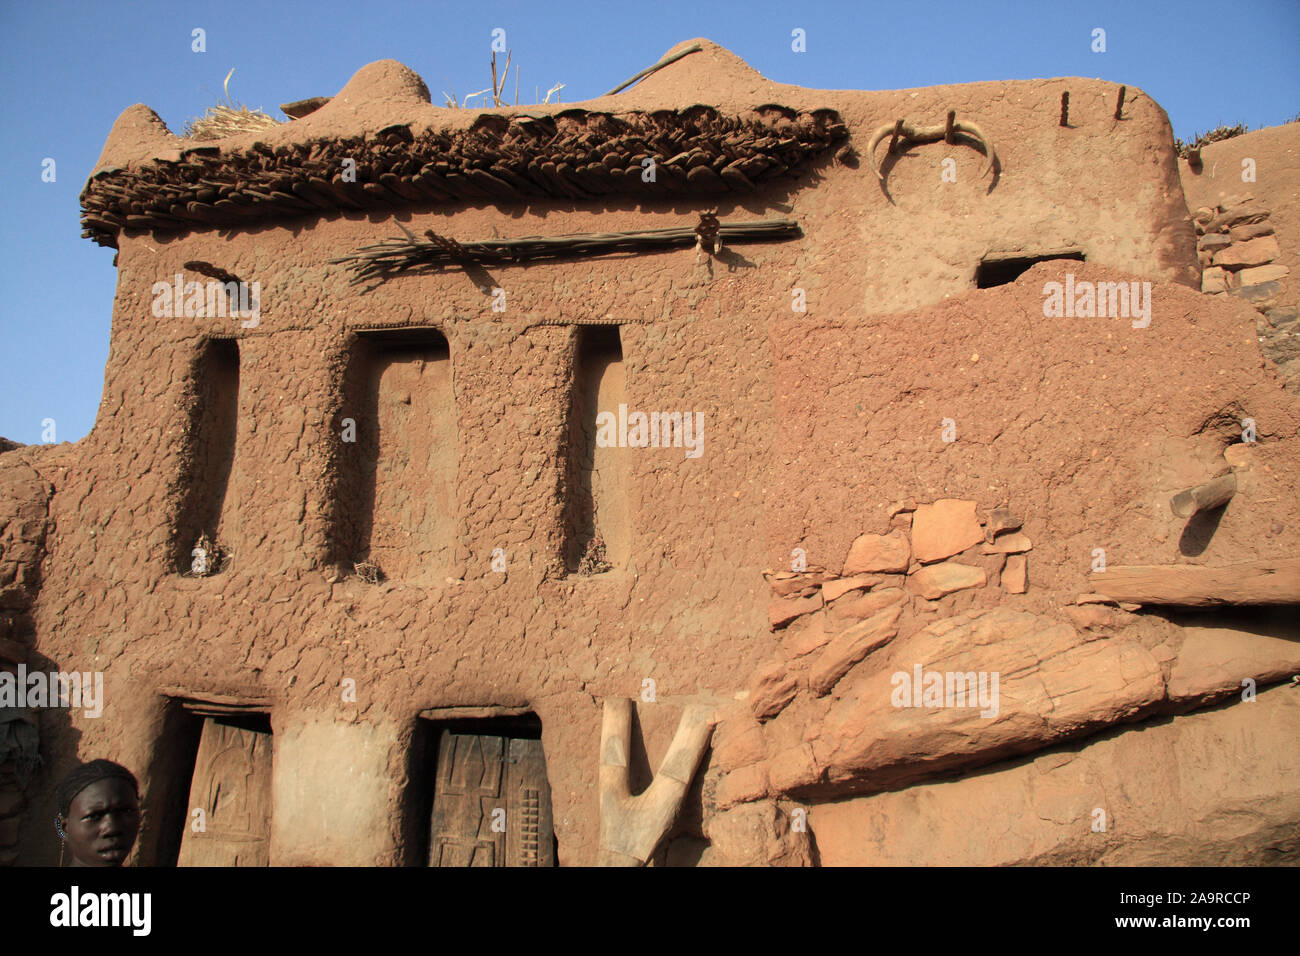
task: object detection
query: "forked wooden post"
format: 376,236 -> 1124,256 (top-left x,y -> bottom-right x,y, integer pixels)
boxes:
597,697 -> 716,866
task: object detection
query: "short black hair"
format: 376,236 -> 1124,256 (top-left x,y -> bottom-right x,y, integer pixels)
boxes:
56,759 -> 139,817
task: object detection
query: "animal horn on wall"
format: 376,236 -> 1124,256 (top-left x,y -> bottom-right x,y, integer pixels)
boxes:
866,122 -> 899,180
867,116 -> 999,181
597,697 -> 716,866
952,120 -> 997,179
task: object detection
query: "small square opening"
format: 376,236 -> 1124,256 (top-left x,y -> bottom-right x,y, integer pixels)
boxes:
976,250 -> 1085,288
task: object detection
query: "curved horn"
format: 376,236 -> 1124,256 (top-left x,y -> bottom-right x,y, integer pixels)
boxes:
865,123 -> 896,181
954,120 -> 996,179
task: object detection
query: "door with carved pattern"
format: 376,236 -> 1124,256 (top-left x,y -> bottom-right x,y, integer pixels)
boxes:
177,716 -> 273,866
428,731 -> 554,867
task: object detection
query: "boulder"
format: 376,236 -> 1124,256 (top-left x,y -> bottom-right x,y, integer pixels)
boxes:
767,572 -> 824,598
1063,604 -> 1134,630
809,605 -> 903,697
911,499 -> 984,563
1201,266 -> 1229,294
785,608 -> 1167,797
703,800 -> 813,866
809,686 -> 1300,865
908,561 -> 986,599
982,532 -> 1032,554
715,762 -> 770,808
1236,263 -> 1289,286
1167,620 -> 1300,706
714,713 -> 769,771
1003,554 -> 1028,593
1213,235 -> 1281,269
782,613 -> 830,657
768,592 -> 822,630
1228,221 -> 1274,242
1227,280 -> 1282,309
823,573 -> 883,602
842,530 -> 910,575
825,586 -> 906,628
749,659 -> 800,720
1206,201 -> 1270,232
983,507 -> 1023,541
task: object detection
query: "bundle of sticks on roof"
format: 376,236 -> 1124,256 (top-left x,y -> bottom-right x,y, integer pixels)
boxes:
331,217 -> 801,282
80,105 -> 848,248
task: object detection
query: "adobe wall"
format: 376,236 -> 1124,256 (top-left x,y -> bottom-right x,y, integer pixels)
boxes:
7,41 -> 1298,866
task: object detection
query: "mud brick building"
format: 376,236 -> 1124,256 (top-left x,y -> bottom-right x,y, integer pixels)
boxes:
2,39 -> 1297,866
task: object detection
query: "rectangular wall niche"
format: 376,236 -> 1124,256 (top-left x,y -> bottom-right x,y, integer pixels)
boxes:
975,249 -> 1085,288
173,338 -> 240,574
339,328 -> 456,583
415,713 -> 556,867
565,325 -> 629,574
165,701 -> 274,867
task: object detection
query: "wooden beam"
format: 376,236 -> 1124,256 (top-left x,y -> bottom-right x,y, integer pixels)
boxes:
1092,557 -> 1300,606
604,42 -> 702,96
1171,472 -> 1237,518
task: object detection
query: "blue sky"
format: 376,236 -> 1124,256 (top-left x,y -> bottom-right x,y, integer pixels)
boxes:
2,0 -> 1297,445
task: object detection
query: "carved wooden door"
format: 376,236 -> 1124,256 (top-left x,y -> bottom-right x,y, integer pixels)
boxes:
177,717 -> 273,866
428,731 -> 554,867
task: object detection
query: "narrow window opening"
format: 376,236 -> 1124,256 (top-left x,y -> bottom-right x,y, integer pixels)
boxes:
174,338 -> 239,574
565,325 -> 628,575
337,328 -> 455,583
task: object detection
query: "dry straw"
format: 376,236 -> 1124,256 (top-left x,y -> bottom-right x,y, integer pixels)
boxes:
184,68 -> 281,140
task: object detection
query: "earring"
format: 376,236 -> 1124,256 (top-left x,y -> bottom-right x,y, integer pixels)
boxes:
55,816 -> 66,867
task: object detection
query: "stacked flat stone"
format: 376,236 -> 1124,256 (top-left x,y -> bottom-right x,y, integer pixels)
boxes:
1195,194 -> 1286,299
1194,194 -> 1297,387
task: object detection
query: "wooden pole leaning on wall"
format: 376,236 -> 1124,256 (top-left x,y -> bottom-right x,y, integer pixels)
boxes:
604,42 -> 702,96
1171,472 -> 1237,518
1091,557 -> 1300,607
